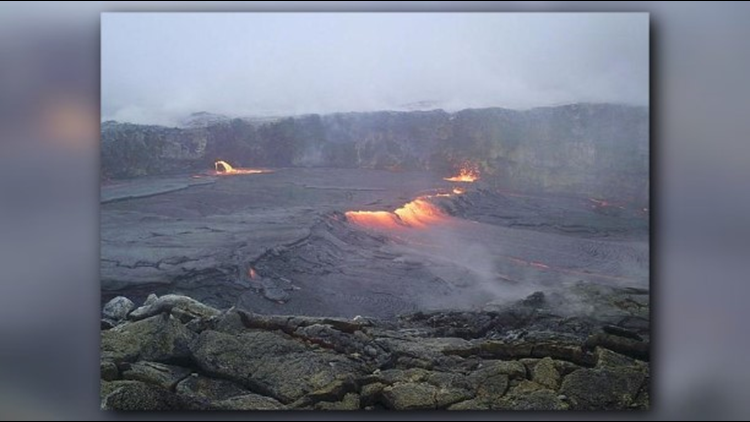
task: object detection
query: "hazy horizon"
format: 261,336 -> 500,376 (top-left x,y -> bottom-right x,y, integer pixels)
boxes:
101,102 -> 650,129
102,13 -> 649,126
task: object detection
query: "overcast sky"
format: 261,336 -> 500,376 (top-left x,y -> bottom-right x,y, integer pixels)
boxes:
101,13 -> 648,125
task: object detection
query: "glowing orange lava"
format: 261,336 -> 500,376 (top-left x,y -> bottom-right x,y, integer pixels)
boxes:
214,160 -> 270,176
344,210 -> 402,230
444,164 -> 480,182
248,267 -> 258,279
394,199 -> 445,228
452,187 -> 465,195
345,198 -> 447,230
215,160 -> 235,172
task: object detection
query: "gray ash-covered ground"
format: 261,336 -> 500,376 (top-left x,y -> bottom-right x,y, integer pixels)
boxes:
102,168 -> 648,320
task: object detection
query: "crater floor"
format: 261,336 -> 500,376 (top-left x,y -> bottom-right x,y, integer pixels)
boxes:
101,168 -> 649,320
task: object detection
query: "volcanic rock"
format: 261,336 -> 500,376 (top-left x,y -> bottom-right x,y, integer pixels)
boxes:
99,292 -> 650,411
211,394 -> 285,410
102,381 -> 203,411
448,398 -> 491,410
314,393 -> 361,410
143,293 -> 158,307
121,361 -> 192,390
495,380 -> 567,410
101,313 -> 194,363
522,291 -> 546,308
560,367 -> 645,410
176,374 -> 251,402
189,329 -> 363,404
102,296 -> 134,322
359,382 -> 385,407
595,346 -> 640,369
100,360 -> 119,381
262,287 -> 291,303
381,382 -> 439,410
128,294 -> 220,322
531,357 -> 561,390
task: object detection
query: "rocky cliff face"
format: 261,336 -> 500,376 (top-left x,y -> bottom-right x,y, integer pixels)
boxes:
101,104 -> 648,204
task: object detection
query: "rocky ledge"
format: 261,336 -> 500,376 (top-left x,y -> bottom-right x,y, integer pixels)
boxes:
101,286 -> 649,411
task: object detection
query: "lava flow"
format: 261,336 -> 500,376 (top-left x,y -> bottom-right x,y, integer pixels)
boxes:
444,164 -> 480,182
393,198 -> 445,228
345,197 -> 447,230
345,210 -> 402,230
214,160 -> 270,176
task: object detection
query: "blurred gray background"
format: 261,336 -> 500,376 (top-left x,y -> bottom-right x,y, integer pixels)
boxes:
1,1 -> 749,420
101,12 -> 648,124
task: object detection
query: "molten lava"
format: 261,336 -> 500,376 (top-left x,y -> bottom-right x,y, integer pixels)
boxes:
344,210 -> 402,230
248,267 -> 258,279
345,198 -> 447,230
452,187 -> 465,195
215,160 -> 235,172
444,164 -> 480,182
213,160 -> 270,176
394,199 -> 445,228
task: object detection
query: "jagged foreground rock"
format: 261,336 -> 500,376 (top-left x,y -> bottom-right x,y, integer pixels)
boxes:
101,289 -> 649,411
